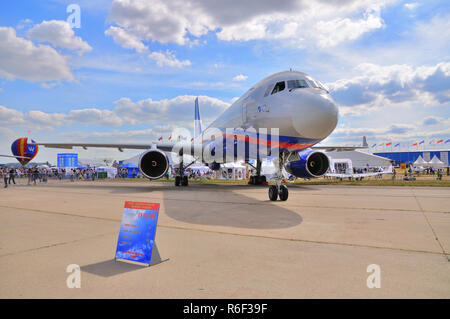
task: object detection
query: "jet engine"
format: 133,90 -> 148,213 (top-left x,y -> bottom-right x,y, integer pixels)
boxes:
138,149 -> 169,179
285,150 -> 329,179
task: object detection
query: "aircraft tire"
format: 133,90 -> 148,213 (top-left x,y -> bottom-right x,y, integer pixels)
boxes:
268,185 -> 278,201
181,176 -> 188,186
279,185 -> 289,201
175,176 -> 181,186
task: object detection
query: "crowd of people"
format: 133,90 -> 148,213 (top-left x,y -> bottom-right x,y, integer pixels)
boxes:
0,166 -> 101,188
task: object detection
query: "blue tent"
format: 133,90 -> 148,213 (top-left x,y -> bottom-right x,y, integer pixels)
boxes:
119,163 -> 139,178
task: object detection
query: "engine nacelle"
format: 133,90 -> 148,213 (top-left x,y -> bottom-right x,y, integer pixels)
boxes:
285,150 -> 329,179
138,149 -> 169,179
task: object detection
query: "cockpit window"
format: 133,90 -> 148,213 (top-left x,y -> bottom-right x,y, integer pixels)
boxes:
287,79 -> 309,90
271,81 -> 285,95
305,77 -> 328,92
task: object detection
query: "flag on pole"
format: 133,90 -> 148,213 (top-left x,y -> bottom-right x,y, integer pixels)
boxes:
412,142 -> 418,146
371,143 -> 376,148
191,137 -> 194,142
386,142 -> 392,146
158,136 -> 163,141
445,139 -> 450,143
168,136 -> 172,141
437,139 -> 443,143
419,140 -> 424,145
394,143 -> 400,147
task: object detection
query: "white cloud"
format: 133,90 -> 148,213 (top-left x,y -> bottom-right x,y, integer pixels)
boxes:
0,105 -> 122,130
148,50 -> 191,68
0,95 -> 229,130
106,0 -> 392,50
232,74 -> 248,81
314,8 -> 384,48
0,26 -> 74,82
113,95 -> 228,124
28,20 -> 92,55
327,61 -> 450,113
105,26 -> 148,53
404,2 -> 419,10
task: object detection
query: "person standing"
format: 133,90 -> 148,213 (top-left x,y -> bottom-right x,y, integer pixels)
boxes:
27,168 -> 32,185
3,167 -> 10,188
9,168 -> 16,185
32,168 -> 38,185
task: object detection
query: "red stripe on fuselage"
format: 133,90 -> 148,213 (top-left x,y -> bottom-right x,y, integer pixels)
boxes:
202,134 -> 313,150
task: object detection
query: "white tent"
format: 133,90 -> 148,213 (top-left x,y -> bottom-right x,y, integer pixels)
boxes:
217,162 -> 246,180
428,155 -> 445,168
413,155 -> 428,167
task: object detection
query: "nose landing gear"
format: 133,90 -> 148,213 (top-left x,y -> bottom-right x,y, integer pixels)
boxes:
268,184 -> 289,201
268,152 -> 289,201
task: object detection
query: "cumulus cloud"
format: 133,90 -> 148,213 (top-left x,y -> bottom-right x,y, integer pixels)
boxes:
327,62 -> 450,113
0,95 -> 229,131
113,95 -> 228,124
105,26 -> 148,52
106,0 -> 391,50
0,26 -> 74,82
232,74 -> 248,81
148,50 -> 191,68
314,7 -> 384,48
28,20 -> 92,55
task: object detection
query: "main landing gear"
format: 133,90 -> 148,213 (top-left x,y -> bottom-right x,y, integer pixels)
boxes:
174,158 -> 193,187
174,175 -> 188,186
268,152 -> 289,201
248,159 -> 267,185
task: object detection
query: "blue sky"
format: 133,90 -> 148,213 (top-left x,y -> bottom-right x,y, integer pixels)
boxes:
1,0 -> 449,163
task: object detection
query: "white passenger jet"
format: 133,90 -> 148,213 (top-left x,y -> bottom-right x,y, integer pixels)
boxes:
31,70 -> 366,201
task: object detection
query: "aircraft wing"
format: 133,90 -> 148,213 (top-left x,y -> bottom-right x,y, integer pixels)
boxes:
312,136 -> 369,152
30,141 -> 199,155
311,146 -> 368,152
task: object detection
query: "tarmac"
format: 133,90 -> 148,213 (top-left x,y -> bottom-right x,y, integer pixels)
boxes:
0,179 -> 449,298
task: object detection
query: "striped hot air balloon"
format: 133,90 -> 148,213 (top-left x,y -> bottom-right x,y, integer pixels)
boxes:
11,137 -> 38,165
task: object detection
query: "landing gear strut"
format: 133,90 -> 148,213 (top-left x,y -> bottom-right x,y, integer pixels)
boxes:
248,159 -> 266,185
174,158 -> 190,187
268,153 -> 289,201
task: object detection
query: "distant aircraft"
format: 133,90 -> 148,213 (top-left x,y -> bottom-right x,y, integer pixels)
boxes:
30,70 -> 366,201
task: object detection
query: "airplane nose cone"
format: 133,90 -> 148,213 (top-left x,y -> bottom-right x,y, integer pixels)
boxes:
291,93 -> 338,139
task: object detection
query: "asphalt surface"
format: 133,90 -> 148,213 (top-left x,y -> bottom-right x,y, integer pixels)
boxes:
0,179 -> 449,298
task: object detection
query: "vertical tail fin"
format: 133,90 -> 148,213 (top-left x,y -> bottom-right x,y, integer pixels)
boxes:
194,97 -> 202,140
362,136 -> 368,147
